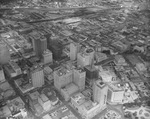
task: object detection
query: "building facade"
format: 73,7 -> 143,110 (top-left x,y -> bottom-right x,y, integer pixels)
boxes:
30,65 -> 45,88
73,67 -> 86,91
42,49 -> 53,65
93,80 -> 108,108
77,47 -> 95,68
0,42 -> 10,64
54,67 -> 73,91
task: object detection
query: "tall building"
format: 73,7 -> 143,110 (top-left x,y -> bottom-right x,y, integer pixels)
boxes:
0,65 -> 5,82
70,42 -> 81,60
85,65 -> 98,80
77,47 -> 95,67
42,49 -> 53,65
30,64 -> 44,88
31,34 -> 47,58
54,67 -> 73,91
73,67 -> 86,91
0,42 -> 10,64
93,80 -> 108,107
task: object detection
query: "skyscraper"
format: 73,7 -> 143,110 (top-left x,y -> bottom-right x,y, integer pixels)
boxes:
93,80 -> 108,107
70,42 -> 81,61
0,42 -> 10,64
77,47 -> 95,68
30,64 -> 44,88
73,67 -> 86,91
32,33 -> 47,58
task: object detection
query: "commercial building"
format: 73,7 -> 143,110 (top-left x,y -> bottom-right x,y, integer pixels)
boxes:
4,61 -> 22,78
85,65 -> 98,80
30,64 -> 45,88
28,91 -> 43,116
44,66 -> 53,81
95,52 -> 108,63
0,65 -> 5,82
93,80 -> 108,108
73,67 -> 86,91
114,55 -> 126,65
54,66 -> 73,91
77,47 -> 95,67
107,83 -> 124,104
31,32 -> 47,58
0,42 -> 10,64
38,93 -> 51,111
71,92 -> 105,119
61,83 -> 79,101
42,49 -> 53,65
99,69 -> 117,82
9,61 -> 22,76
70,42 -> 81,60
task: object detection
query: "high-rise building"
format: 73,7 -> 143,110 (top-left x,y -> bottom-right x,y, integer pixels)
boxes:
93,80 -> 108,107
73,67 -> 86,91
0,65 -> 5,82
30,64 -> 44,88
31,34 -> 47,58
0,42 -> 10,64
77,47 -> 95,67
42,49 -> 53,65
70,42 -> 81,60
85,65 -> 98,80
54,67 -> 73,91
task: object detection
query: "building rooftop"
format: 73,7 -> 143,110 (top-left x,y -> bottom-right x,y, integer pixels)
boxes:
62,83 -> 79,95
108,83 -> 124,91
95,80 -> 106,89
71,92 -> 86,106
29,91 -> 40,101
81,100 -> 94,111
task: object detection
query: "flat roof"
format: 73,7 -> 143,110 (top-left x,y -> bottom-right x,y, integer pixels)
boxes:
71,92 -> 86,105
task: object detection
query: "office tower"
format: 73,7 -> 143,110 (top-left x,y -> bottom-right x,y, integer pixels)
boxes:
48,39 -> 63,60
40,36 -> 47,55
77,47 -> 95,67
54,67 -> 73,91
93,80 -> 108,107
0,65 -> 5,82
32,35 -> 47,58
30,64 -> 44,88
70,42 -> 80,60
0,42 -> 10,64
42,49 -> 53,65
73,67 -> 86,91
85,65 -> 98,80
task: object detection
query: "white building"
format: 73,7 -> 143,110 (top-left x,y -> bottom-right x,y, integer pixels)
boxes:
107,83 -> 125,104
70,42 -> 81,61
93,80 -> 108,108
71,92 -> 106,119
77,47 -> 95,67
38,94 -> 51,111
99,70 -> 117,82
30,65 -> 44,88
42,49 -> 53,65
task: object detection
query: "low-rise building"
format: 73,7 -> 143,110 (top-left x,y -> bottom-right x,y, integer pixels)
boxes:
38,94 -> 51,111
61,83 -> 79,101
107,83 -> 125,104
